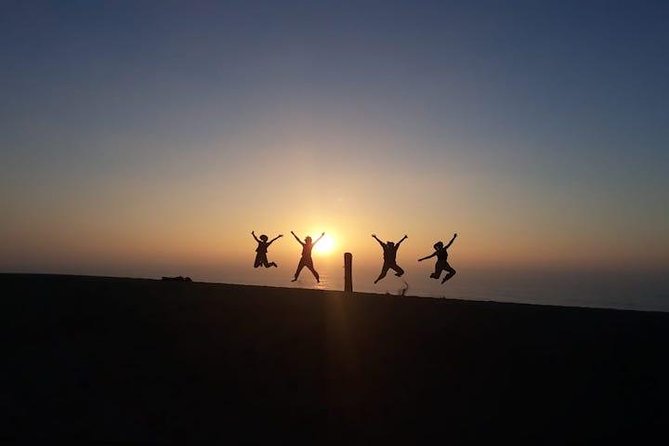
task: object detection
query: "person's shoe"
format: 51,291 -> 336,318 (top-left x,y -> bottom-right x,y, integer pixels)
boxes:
429,273 -> 438,279
270,262 -> 278,268
395,272 -> 404,277
291,277 -> 298,282
441,276 -> 449,284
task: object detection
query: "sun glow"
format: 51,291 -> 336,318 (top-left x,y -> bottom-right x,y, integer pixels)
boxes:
314,234 -> 335,255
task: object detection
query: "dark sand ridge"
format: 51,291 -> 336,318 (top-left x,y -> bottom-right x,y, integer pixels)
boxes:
2,273 -> 668,443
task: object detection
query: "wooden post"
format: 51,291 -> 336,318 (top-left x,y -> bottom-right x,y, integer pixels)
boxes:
344,252 -> 353,293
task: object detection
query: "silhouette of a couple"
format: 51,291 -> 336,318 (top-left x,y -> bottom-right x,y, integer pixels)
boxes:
372,232 -> 458,285
251,230 -> 325,283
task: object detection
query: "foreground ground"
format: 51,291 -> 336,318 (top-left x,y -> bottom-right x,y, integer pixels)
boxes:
2,273 -> 668,444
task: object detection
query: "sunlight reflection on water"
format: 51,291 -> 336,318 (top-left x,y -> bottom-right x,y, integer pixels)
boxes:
212,265 -> 669,312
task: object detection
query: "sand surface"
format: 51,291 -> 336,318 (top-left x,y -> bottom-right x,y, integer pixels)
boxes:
2,273 -> 668,443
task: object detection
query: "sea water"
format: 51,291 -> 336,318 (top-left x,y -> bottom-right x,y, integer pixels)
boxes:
210,264 -> 669,313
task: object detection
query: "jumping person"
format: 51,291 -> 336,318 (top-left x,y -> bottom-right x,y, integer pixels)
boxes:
418,233 -> 457,284
251,231 -> 282,268
372,234 -> 408,284
290,231 -> 325,282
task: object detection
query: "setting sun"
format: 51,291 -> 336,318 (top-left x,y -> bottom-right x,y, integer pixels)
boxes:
314,234 -> 335,255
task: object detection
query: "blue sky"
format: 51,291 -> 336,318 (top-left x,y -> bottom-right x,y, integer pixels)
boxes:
1,1 -> 668,276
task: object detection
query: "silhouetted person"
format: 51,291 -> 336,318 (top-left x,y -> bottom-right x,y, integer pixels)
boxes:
290,231 -> 325,282
252,231 -> 282,268
372,234 -> 408,284
418,233 -> 457,284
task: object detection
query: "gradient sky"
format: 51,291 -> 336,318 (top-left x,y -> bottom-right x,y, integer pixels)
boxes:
2,1 -> 668,280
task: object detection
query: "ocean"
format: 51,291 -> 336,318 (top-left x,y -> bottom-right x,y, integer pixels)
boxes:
206,263 -> 669,313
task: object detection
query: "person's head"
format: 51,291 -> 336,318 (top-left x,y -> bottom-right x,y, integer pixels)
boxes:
387,241 -> 395,248
305,236 -> 312,244
434,241 -> 444,250
260,234 -> 268,242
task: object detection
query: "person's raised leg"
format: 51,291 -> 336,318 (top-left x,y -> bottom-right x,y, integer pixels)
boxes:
307,265 -> 320,283
268,262 -> 278,268
441,264 -> 456,284
392,264 -> 405,277
374,264 -> 390,284
430,261 -> 443,279
292,259 -> 306,281
258,254 -> 273,268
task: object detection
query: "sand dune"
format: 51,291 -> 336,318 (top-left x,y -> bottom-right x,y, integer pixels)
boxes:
2,273 -> 668,443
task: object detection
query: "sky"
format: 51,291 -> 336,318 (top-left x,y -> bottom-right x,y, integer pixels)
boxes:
1,0 -> 668,285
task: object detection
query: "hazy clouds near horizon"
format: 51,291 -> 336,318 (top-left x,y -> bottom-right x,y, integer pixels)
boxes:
2,1 -> 668,279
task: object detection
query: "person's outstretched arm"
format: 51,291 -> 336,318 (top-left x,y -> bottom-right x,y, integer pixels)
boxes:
268,234 -> 283,245
371,234 -> 385,247
396,234 -> 408,246
251,231 -> 260,242
418,252 -> 437,262
291,231 -> 304,245
445,233 -> 458,249
313,232 -> 325,245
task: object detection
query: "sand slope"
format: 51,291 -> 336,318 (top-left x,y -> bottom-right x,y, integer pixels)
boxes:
2,273 -> 668,443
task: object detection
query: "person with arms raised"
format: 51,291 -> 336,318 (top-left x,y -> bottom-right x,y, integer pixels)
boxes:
372,234 -> 408,284
418,233 -> 458,284
290,231 -> 325,283
251,231 -> 283,268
